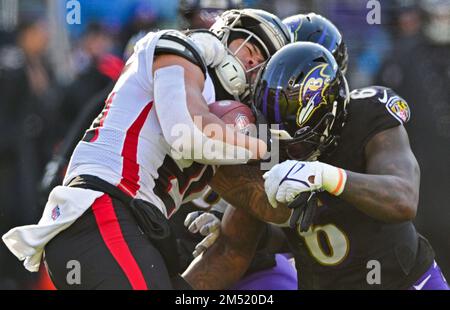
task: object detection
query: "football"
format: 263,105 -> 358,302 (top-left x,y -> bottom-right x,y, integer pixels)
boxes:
208,100 -> 256,134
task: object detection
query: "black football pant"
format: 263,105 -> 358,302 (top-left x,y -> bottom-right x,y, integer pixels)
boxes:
44,193 -> 173,290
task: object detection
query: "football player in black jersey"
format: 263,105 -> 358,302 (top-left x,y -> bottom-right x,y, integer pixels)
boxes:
183,40 -> 449,290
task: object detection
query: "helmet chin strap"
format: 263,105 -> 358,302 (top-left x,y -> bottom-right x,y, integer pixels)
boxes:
342,75 -> 350,109
324,100 -> 338,138
322,72 -> 348,139
214,53 -> 249,101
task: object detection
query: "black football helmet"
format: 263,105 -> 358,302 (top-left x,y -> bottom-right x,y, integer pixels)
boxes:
253,42 -> 349,161
283,13 -> 349,74
209,9 -> 291,102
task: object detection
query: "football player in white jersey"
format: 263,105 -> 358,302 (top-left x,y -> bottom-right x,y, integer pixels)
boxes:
2,9 -> 291,289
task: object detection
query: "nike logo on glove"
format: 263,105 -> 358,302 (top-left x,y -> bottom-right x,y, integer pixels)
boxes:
280,163 -> 310,188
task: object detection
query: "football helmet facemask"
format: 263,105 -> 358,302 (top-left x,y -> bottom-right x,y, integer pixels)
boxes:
209,9 -> 291,102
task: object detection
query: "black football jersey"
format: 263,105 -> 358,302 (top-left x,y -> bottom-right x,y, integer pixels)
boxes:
283,86 -> 434,289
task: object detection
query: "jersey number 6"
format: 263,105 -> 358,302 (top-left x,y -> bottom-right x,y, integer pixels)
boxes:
298,223 -> 350,266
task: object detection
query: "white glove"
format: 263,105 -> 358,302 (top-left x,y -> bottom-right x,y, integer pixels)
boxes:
263,160 -> 347,208
263,160 -> 323,208
189,32 -> 226,68
184,211 -> 221,257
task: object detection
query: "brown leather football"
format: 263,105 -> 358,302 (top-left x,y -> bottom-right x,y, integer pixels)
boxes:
208,100 -> 255,133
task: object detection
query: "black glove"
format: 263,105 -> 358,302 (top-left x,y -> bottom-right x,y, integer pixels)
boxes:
288,191 -> 318,232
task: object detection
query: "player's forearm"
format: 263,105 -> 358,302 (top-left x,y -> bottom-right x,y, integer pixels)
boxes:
182,234 -> 255,290
340,171 -> 418,223
209,165 -> 291,224
217,182 -> 290,224
183,207 -> 264,289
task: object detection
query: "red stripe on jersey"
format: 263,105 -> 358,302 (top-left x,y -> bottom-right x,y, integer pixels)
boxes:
166,176 -> 177,193
179,166 -> 205,195
91,92 -> 116,143
92,194 -> 148,290
165,166 -> 208,217
117,101 -> 153,197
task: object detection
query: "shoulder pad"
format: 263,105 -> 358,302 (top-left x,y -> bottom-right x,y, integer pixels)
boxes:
155,31 -> 207,77
350,86 -> 410,124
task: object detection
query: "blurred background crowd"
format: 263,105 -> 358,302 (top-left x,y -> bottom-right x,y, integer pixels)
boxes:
0,0 -> 449,289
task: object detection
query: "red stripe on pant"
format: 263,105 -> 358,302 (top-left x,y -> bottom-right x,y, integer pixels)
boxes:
91,194 -> 148,290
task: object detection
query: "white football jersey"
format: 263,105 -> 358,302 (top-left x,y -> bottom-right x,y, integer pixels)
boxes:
64,30 -> 216,218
